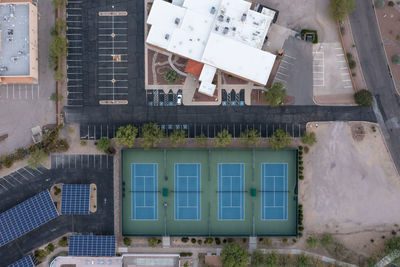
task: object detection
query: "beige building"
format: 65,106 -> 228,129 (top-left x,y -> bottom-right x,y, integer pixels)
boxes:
0,0 -> 38,84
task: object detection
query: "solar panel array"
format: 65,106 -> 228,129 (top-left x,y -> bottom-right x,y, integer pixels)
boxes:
7,255 -> 34,267
61,184 -> 90,215
0,190 -> 59,247
69,235 -> 116,256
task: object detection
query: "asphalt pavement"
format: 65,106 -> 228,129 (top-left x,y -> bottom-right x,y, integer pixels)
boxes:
349,0 -> 400,173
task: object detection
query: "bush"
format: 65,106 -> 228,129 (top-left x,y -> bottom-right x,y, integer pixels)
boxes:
299,175 -> 304,180
388,0 -> 395,6
2,155 -> 14,168
181,237 -> 189,243
375,0 -> 385,7
169,130 -> 186,147
329,0 -> 356,20
221,243 -> 249,267
195,133 -> 207,147
165,70 -> 180,84
240,129 -> 261,146
28,149 -> 48,169
148,237 -> 160,248
115,125 -> 138,148
346,52 -> 353,60
304,146 -> 310,153
214,129 -> 232,147
14,148 -> 27,160
215,238 -> 221,245
354,89 -> 373,107
191,238 -> 196,244
179,252 -> 193,257
301,131 -> 317,146
320,233 -> 334,248
58,236 -> 68,247
227,238 -> 234,243
392,55 -> 400,65
261,238 -> 272,247
296,254 -> 312,267
282,238 -> 288,243
123,237 -> 131,246
265,251 -> 279,266
80,140 -> 87,146
45,243 -> 55,254
53,186 -> 61,195
242,238 -> 247,243
96,137 -> 111,152
197,239 -> 202,245
251,250 -> 264,267
269,129 -> 291,150
348,59 -> 356,69
306,236 -> 319,248
141,122 -> 164,149
204,237 -> 213,244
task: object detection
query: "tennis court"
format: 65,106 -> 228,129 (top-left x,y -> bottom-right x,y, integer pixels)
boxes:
131,163 -> 158,220
262,163 -> 288,220
122,149 -> 298,236
218,163 -> 245,220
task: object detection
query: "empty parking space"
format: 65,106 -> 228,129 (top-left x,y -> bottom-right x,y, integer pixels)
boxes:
313,51 -> 324,88
0,84 -> 40,100
97,13 -> 129,104
66,0 -> 84,107
0,167 -> 45,194
50,154 -> 113,170
274,54 -> 295,86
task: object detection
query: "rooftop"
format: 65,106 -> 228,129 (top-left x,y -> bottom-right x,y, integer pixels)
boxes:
146,0 -> 276,90
0,3 -> 30,76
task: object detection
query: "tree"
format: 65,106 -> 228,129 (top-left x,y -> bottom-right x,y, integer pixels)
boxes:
58,236 -> 68,247
54,70 -> 64,82
301,131 -> 317,146
306,236 -> 319,248
148,237 -> 160,248
96,137 -> 111,152
169,130 -> 186,147
329,0 -> 355,21
214,129 -> 232,147
141,123 -> 164,149
164,70 -> 180,84
50,92 -> 63,102
28,149 -> 48,169
123,237 -> 132,246
269,129 -> 291,150
354,89 -> 373,107
221,243 -> 249,267
45,243 -> 55,254
195,133 -> 207,147
263,82 -> 286,106
264,251 -> 279,266
115,125 -> 138,148
251,250 -> 264,267
241,129 -> 261,147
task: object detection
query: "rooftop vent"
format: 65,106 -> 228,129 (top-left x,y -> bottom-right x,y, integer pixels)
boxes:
226,16 -> 230,23
232,26 -> 236,31
223,27 -> 229,35
165,34 -> 170,40
241,13 -> 247,22
215,26 -> 219,31
174,18 -> 180,25
218,14 -> 224,22
210,6 -> 216,14
0,66 -> 8,73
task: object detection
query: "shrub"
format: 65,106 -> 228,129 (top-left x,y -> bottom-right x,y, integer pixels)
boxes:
53,186 -> 61,195
392,55 -> 400,65
45,243 -> 55,253
181,237 -> 189,243
348,59 -> 356,69
320,233 -> 334,248
54,71 -> 64,82
165,70 -> 180,84
240,129 -> 261,146
388,0 -> 395,6
251,250 -> 264,267
261,238 -> 272,247
375,0 -> 385,7
346,52 -> 353,60
204,237 -> 213,244
223,239 -> 227,243
304,146 -> 310,153
80,140 -> 87,146
306,236 -> 319,248
329,0 -> 356,20
299,146 -> 303,150
58,236 -> 68,247
123,237 -> 131,246
14,148 -> 27,160
169,130 -> 186,147
2,155 -> 14,168
227,238 -> 234,243
105,145 -> 116,155
28,149 -> 48,169
301,131 -> 317,146
195,133 -> 207,147
179,252 -> 193,257
141,122 -> 164,149
296,254 -> 312,267
215,238 -> 221,245
265,251 -> 279,266
191,238 -> 196,244
96,137 -> 111,152
221,243 -> 249,267
115,125 -> 138,148
354,89 -> 373,107
214,129 -> 232,147
269,129 -> 291,150
299,175 -> 304,180
282,238 -> 288,243
148,237 -> 160,248
242,238 -> 247,243
197,239 -> 202,245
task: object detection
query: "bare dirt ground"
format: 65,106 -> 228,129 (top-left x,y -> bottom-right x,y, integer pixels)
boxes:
301,121 -> 400,256
375,2 -> 400,90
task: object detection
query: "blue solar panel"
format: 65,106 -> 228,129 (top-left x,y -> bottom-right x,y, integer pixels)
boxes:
8,255 -> 34,267
69,236 -> 116,256
0,190 -> 59,247
61,184 -> 90,215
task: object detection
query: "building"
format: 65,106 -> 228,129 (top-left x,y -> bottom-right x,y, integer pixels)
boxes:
0,0 -> 38,84
146,0 -> 276,96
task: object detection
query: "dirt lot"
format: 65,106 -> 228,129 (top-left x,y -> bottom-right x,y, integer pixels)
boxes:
375,2 -> 400,90
301,121 -> 400,256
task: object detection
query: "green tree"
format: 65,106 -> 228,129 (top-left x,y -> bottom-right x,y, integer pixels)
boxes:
45,243 -> 55,254
301,131 -> 317,146
264,251 -> 278,266
329,0 -> 355,21
28,149 -> 48,169
269,129 -> 291,150
49,36 -> 69,70
263,82 -> 286,106
195,133 -> 207,147
148,237 -> 160,248
221,243 -> 249,267
251,250 -> 264,267
50,92 -> 63,102
306,236 -> 319,248
354,89 -> 373,107
164,70 -> 180,84
123,237 -> 132,246
58,236 -> 68,247
169,130 -> 186,147
54,70 -> 64,82
96,137 -> 111,152
115,125 -> 138,148
214,129 -> 232,147
240,129 -> 261,147
141,123 -> 164,149
320,233 -> 334,248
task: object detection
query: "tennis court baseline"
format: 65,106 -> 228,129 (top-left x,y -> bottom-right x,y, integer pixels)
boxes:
174,163 -> 201,220
218,163 -> 245,220
262,163 -> 288,220
131,163 -> 158,220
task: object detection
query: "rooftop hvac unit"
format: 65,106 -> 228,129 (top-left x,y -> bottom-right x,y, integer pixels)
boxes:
174,18 -> 180,25
218,14 -> 224,22
165,34 -> 170,40
215,26 -> 219,31
210,6 -> 216,14
226,16 -> 230,23
241,13 -> 247,22
223,27 -> 229,35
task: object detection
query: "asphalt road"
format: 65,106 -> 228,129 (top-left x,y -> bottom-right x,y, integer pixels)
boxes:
349,0 -> 400,172
0,155 -> 114,266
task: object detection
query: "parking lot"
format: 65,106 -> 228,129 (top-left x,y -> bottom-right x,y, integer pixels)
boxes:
0,83 -> 40,100
0,155 -> 114,266
146,89 -> 182,106
221,89 -> 245,106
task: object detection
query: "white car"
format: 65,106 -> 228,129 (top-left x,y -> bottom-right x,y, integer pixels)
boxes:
177,94 -> 182,105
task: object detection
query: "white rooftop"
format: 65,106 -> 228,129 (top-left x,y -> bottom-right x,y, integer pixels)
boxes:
0,3 -> 30,76
146,0 -> 276,88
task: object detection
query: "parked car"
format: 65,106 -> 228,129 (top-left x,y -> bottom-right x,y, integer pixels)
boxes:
177,94 -> 182,105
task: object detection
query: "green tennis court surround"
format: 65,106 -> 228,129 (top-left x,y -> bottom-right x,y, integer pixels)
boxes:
122,149 -> 298,236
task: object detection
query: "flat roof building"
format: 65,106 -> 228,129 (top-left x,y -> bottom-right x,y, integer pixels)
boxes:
146,0 -> 276,96
0,0 -> 38,84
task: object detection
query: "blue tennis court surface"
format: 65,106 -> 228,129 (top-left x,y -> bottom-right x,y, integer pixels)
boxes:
174,163 -> 201,220
262,163 -> 288,220
61,184 -> 90,215
69,235 -> 116,256
218,163 -> 245,220
131,163 -> 158,220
